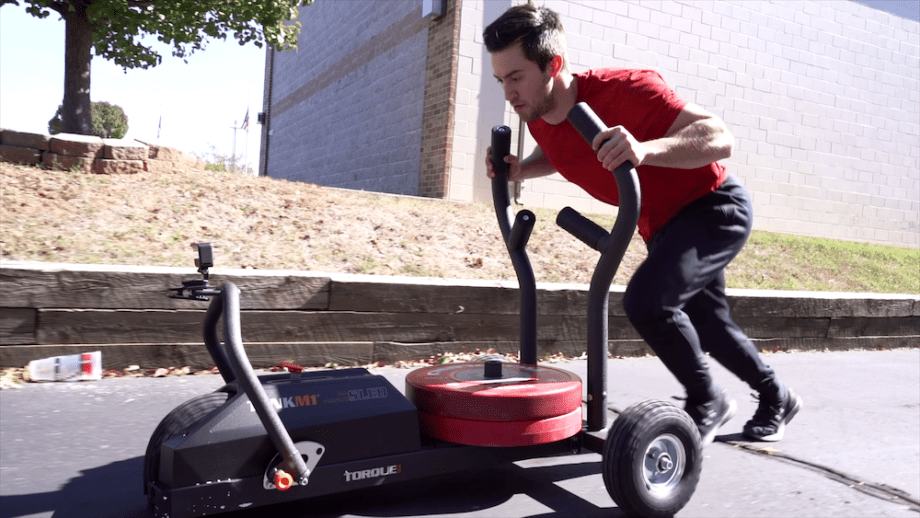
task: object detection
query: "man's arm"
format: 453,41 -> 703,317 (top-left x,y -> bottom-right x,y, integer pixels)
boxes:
518,146 -> 556,179
486,144 -> 557,181
592,103 -> 734,171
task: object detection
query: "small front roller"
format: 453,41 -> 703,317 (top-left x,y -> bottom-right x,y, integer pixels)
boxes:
603,400 -> 702,517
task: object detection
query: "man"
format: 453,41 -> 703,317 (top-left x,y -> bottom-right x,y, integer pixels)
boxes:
483,4 -> 801,446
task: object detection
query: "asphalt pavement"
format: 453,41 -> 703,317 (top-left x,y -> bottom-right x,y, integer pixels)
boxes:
1,348 -> 918,518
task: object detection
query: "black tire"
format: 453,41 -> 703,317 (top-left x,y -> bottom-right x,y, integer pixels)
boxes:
602,399 -> 702,517
143,391 -> 229,507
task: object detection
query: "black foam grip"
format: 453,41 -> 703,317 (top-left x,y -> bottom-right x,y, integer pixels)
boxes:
491,125 -> 512,178
567,102 -> 606,145
556,207 -> 608,252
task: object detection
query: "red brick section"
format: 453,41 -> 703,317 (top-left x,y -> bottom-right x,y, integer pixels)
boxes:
418,0 -> 462,199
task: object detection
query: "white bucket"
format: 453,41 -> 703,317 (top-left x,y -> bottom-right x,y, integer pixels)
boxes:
28,351 -> 102,382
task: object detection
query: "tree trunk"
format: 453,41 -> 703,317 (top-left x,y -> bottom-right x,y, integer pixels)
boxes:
62,3 -> 93,135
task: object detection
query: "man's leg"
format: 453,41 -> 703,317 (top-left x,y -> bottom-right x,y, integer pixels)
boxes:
627,177 -> 802,441
623,177 -> 753,442
624,178 -> 752,399
683,270 -> 780,396
684,279 -> 802,441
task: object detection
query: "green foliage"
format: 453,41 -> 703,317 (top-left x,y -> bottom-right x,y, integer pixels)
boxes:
91,101 -> 129,139
14,0 -> 306,70
48,101 -> 129,138
12,0 -> 307,135
47,108 -> 63,136
194,144 -> 252,175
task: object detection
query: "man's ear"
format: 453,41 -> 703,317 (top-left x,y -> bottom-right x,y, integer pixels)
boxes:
550,55 -> 564,77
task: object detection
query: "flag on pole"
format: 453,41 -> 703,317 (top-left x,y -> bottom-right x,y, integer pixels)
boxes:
241,108 -> 249,132
157,114 -> 162,139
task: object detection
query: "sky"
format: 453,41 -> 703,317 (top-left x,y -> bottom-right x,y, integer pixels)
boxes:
853,0 -> 920,20
0,5 -> 267,174
0,1 -> 916,177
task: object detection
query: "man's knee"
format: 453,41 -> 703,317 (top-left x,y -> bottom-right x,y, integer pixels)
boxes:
623,283 -> 662,328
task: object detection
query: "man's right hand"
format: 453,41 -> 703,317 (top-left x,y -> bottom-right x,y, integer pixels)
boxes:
486,146 -> 522,181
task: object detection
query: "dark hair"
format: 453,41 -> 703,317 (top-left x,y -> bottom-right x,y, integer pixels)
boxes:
483,4 -> 567,72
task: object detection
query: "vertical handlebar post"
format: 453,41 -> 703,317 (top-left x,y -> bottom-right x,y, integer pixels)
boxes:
491,126 -> 538,366
564,103 -> 642,432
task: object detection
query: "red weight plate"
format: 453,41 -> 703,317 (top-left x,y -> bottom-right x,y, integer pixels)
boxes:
406,362 -> 582,422
418,407 -> 583,447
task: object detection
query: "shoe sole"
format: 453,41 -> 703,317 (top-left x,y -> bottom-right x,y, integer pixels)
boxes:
701,399 -> 737,446
744,394 -> 803,442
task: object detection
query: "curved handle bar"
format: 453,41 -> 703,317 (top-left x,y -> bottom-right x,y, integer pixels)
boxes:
556,207 -> 608,252
563,102 -> 641,245
562,102 -> 642,432
203,284 -> 310,485
491,125 -> 537,365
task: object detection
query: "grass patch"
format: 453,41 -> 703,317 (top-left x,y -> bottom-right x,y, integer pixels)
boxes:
729,231 -> 919,293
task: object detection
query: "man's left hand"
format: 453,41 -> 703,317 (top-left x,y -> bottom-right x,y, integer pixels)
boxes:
592,125 -> 647,171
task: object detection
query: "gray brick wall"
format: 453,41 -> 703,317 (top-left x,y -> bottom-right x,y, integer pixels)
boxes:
453,0 -> 919,247
265,0 -> 429,195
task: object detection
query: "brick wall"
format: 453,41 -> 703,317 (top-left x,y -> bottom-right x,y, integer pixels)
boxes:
419,0 -> 463,198
264,0 -> 430,195
452,0 -> 919,247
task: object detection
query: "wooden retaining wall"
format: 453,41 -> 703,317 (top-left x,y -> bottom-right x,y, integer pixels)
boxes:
1,261 -> 917,370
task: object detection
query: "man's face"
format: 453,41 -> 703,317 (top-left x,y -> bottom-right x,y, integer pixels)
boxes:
491,43 -> 555,123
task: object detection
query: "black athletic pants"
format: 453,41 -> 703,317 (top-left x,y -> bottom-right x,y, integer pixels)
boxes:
623,175 -> 779,404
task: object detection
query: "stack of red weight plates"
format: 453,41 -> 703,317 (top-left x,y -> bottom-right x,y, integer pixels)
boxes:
405,361 -> 583,447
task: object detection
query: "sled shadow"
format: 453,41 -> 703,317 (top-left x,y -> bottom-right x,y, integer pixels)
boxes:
246,456 -> 626,518
0,455 -> 625,518
0,456 -> 150,518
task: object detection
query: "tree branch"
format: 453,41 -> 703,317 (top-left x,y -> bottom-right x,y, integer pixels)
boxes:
30,0 -> 68,17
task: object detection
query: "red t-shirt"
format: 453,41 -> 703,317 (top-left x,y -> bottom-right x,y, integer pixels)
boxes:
527,68 -> 727,241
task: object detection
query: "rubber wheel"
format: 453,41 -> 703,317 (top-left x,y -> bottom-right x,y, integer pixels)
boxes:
602,399 -> 702,517
143,391 -> 229,508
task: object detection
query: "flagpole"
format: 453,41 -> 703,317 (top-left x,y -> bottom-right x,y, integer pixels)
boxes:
231,121 -> 237,173
241,103 -> 250,174
245,102 -> 250,175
